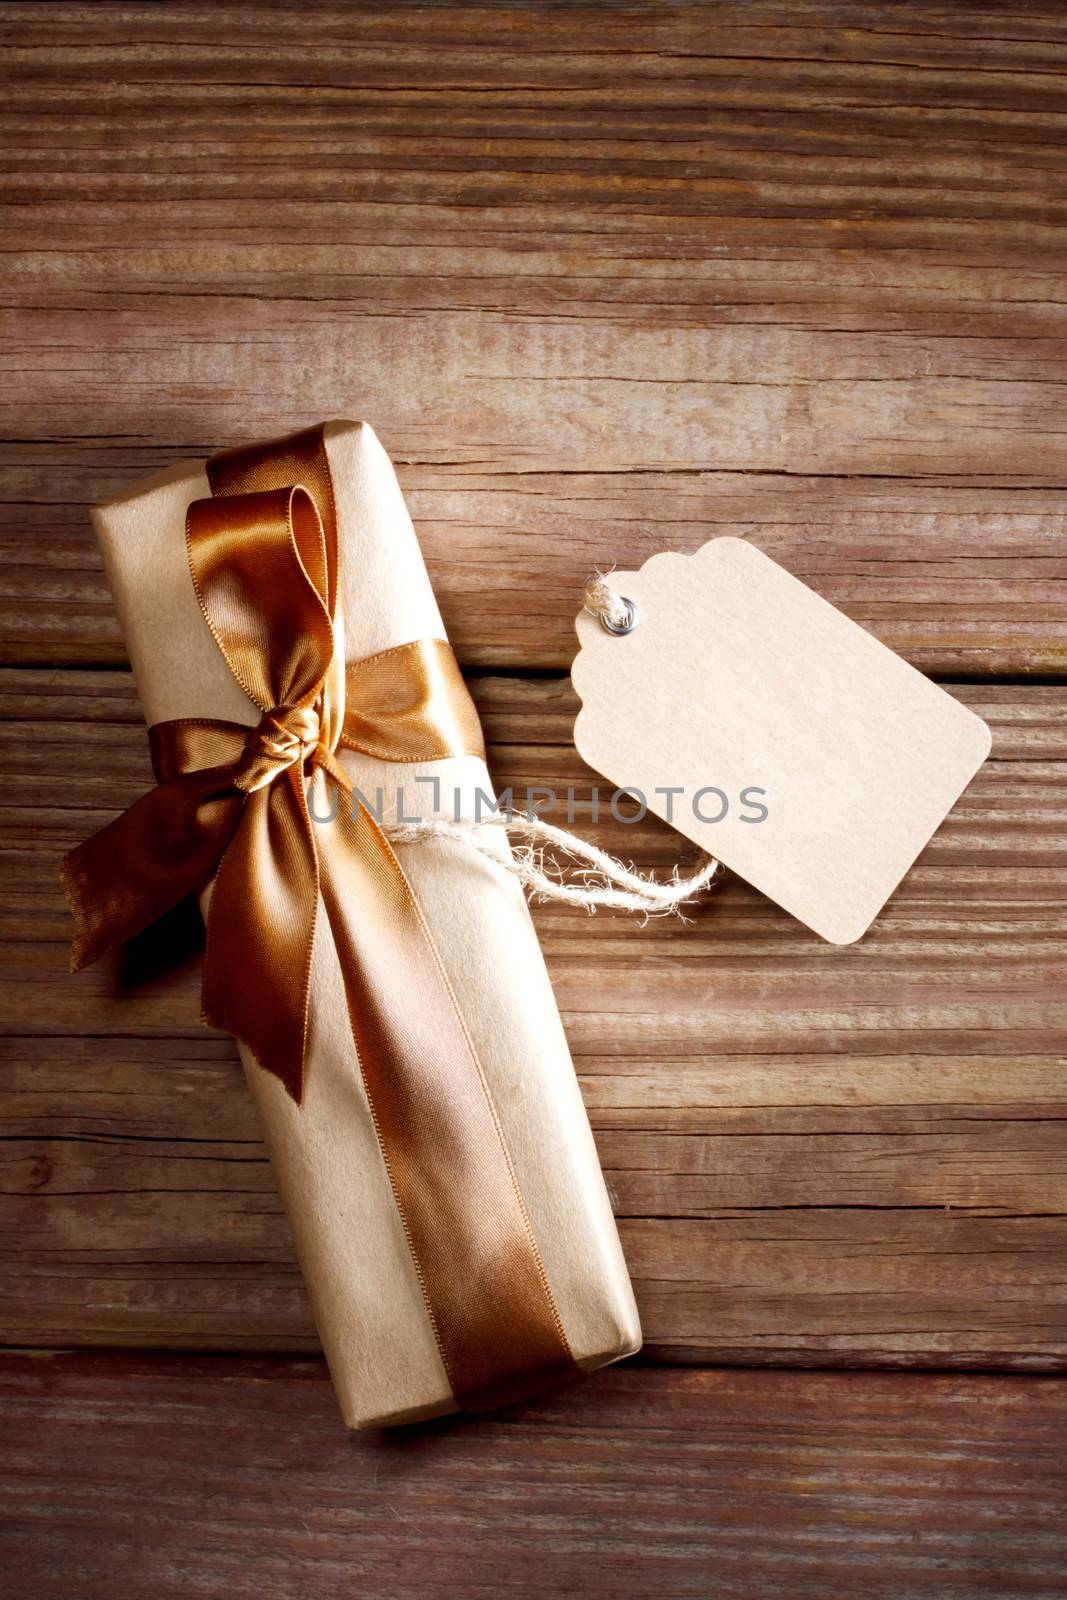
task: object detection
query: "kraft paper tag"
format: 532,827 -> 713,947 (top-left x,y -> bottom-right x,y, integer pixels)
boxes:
572,538 -> 991,944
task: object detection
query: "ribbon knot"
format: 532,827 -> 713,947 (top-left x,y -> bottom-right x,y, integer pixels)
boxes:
236,702 -> 324,792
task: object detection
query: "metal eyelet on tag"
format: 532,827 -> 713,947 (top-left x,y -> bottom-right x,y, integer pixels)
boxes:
600,596 -> 639,636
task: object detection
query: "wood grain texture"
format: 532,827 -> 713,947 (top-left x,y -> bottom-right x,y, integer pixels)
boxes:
3,2 -> 1067,1578
2,2 -> 1067,669
3,1354 -> 1067,1600
3,670 -> 1064,1366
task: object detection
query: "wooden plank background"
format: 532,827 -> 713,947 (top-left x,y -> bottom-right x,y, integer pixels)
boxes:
5,1355 -> 1067,1600
2,2 -> 1067,1593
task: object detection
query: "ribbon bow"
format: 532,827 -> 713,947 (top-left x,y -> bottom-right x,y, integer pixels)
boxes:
62,473 -> 478,1104
61,424 -> 578,1410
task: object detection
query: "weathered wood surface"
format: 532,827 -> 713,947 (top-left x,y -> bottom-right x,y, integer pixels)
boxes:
3,1 -> 1067,671
3,1 -> 1067,1584
3,670 -> 1065,1366
4,1354 -> 1067,1600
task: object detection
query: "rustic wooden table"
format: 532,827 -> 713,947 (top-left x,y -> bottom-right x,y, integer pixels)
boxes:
2,3 -> 1066,1596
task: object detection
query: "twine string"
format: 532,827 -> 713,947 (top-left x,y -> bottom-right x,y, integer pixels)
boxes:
383,814 -> 718,917
375,570 -> 717,917
581,570 -> 633,631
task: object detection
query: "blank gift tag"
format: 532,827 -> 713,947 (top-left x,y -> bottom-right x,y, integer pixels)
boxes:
572,538 -> 991,944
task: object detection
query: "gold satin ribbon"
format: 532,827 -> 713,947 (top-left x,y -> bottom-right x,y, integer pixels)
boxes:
62,423 -> 578,1412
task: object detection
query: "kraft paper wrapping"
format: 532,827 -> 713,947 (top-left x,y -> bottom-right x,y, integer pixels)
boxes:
91,419 -> 641,1427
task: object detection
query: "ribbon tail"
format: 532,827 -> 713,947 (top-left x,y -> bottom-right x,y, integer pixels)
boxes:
315,791 -> 579,1412
200,770 -> 318,1103
61,769 -> 243,973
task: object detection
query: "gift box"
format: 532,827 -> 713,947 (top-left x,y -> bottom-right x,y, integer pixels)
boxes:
63,420 -> 641,1427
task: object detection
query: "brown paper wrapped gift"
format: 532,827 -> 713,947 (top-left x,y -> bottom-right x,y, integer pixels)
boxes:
64,420 -> 641,1427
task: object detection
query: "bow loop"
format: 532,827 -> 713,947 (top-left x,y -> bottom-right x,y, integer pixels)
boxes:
186,485 -> 337,718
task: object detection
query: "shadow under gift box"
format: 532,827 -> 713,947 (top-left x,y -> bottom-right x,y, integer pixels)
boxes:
90,419 -> 642,1427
